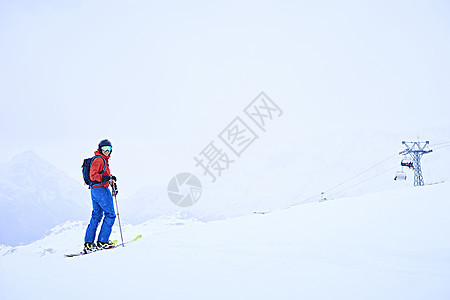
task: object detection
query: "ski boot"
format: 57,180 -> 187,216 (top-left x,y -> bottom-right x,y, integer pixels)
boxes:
83,242 -> 97,254
97,240 -> 115,250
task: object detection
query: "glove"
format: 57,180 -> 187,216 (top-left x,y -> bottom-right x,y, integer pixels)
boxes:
101,175 -> 117,184
101,175 -> 111,184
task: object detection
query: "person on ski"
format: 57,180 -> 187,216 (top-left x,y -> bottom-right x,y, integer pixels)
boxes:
84,139 -> 117,253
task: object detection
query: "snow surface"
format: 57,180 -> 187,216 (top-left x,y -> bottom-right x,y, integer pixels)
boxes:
1,182 -> 449,300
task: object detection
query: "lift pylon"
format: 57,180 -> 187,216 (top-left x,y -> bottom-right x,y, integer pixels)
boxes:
399,141 -> 432,186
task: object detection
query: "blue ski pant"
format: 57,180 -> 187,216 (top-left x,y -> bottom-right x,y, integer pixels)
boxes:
84,186 -> 116,243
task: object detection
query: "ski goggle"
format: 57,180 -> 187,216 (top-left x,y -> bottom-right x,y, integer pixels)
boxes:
101,146 -> 112,151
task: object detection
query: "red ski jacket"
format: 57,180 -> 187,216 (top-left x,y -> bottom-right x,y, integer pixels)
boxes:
90,150 -> 113,188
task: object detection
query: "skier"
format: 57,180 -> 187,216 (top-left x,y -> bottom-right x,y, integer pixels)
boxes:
83,139 -> 117,253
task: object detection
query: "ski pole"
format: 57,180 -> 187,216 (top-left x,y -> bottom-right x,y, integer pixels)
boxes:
111,180 -> 125,247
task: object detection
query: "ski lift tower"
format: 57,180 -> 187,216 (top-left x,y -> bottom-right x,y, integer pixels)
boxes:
399,141 -> 432,186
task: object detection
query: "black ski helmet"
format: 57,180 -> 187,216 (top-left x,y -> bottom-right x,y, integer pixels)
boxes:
98,139 -> 112,152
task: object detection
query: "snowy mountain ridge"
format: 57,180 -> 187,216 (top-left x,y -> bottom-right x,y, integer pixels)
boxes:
0,150 -> 89,246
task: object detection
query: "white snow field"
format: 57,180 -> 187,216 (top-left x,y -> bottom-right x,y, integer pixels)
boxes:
1,182 -> 449,300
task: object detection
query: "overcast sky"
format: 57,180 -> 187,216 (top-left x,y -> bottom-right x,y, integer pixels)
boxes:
1,0 -> 449,197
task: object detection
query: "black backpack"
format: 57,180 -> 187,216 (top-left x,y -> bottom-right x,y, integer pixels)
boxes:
82,156 -> 107,188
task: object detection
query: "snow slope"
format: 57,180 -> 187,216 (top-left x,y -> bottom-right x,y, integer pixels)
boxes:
1,182 -> 449,300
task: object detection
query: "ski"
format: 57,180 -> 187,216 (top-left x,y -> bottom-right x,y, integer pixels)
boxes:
64,234 -> 142,258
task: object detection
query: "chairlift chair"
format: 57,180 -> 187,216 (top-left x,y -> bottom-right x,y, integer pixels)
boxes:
394,171 -> 407,181
401,157 -> 414,169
